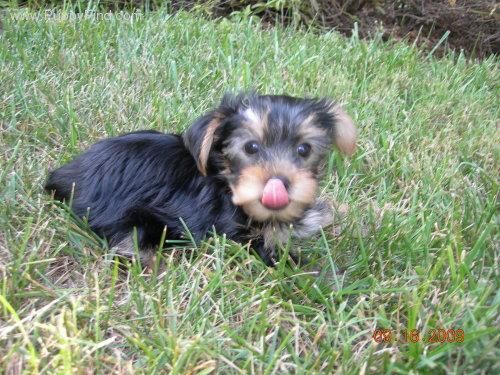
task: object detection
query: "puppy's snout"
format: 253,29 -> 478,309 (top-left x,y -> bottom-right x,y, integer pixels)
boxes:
261,177 -> 290,210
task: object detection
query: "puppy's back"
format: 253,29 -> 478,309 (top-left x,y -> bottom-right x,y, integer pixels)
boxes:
45,131 -> 191,218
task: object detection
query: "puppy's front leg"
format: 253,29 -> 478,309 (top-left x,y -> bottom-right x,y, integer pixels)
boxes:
110,232 -> 156,268
252,238 -> 278,266
292,199 -> 334,239
251,200 -> 336,266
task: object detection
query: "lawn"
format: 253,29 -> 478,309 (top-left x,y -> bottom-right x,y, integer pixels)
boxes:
0,6 -> 498,374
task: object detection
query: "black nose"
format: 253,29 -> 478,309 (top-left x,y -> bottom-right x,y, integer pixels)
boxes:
271,176 -> 290,190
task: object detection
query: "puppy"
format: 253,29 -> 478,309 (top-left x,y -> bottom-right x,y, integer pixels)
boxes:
45,93 -> 357,266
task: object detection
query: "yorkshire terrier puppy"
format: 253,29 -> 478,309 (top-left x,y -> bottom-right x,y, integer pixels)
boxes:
45,93 -> 357,266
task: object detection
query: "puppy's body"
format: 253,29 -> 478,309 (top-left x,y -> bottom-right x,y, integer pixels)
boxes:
46,131 -> 246,249
46,94 -> 356,265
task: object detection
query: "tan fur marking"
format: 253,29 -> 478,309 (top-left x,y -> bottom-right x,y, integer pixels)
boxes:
243,201 -> 271,222
289,170 -> 318,204
231,166 -> 268,205
298,114 -> 326,139
242,107 -> 267,140
330,104 -> 357,155
231,163 -> 318,222
198,115 -> 223,175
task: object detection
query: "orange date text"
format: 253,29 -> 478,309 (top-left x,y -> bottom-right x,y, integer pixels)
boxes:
372,328 -> 465,344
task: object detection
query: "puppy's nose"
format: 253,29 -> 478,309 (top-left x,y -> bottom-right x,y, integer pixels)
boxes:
272,176 -> 290,190
261,177 -> 289,209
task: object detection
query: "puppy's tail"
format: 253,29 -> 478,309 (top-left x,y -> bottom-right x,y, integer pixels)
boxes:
44,166 -> 78,202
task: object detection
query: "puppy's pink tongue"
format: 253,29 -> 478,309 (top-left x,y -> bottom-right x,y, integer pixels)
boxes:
261,178 -> 289,209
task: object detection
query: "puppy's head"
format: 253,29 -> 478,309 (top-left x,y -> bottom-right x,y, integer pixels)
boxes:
184,93 -> 357,222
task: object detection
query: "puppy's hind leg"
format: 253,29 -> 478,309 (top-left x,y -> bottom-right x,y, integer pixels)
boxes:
110,230 -> 157,268
109,207 -> 167,268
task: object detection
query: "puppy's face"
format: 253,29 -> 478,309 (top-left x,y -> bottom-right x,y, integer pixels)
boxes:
184,94 -> 357,223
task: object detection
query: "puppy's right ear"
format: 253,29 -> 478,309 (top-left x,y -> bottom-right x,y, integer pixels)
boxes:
183,111 -> 225,176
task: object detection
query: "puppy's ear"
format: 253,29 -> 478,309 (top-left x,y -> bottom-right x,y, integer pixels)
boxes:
329,103 -> 357,156
183,111 -> 225,176
183,93 -> 246,175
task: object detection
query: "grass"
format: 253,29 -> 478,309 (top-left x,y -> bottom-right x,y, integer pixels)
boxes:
0,6 -> 499,374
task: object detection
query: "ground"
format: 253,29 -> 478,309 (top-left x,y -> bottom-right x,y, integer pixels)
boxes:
0,8 -> 498,374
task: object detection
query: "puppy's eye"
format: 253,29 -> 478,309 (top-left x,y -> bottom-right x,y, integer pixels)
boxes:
297,143 -> 311,157
244,141 -> 260,155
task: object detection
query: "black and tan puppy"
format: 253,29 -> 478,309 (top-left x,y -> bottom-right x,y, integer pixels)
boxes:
45,93 -> 357,266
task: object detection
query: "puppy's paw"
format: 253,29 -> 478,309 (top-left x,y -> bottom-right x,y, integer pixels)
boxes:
291,200 -> 333,238
312,199 -> 335,228
257,245 -> 278,267
110,235 -> 156,269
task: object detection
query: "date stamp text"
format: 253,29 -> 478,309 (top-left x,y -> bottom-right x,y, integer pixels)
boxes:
372,328 -> 465,344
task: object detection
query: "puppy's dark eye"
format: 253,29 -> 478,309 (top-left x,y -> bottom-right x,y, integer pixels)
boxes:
244,141 -> 260,155
297,143 -> 311,157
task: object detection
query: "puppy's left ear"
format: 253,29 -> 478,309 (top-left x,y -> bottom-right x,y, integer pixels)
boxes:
183,111 -> 225,176
329,103 -> 357,156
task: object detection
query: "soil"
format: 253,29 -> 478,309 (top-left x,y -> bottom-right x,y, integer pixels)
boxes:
173,0 -> 500,59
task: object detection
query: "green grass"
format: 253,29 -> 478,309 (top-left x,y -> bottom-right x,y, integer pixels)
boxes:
0,6 -> 499,374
